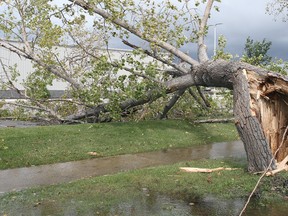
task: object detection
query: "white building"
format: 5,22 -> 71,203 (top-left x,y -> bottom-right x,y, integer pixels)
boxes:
0,41 -> 160,99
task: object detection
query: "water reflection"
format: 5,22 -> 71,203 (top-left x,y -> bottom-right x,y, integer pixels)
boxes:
4,194 -> 287,216
110,194 -> 288,216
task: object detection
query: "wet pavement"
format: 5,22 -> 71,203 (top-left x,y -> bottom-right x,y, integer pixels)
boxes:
0,119 -> 41,128
0,140 -> 245,194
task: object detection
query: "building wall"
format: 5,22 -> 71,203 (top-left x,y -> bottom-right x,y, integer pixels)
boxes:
0,41 -> 157,92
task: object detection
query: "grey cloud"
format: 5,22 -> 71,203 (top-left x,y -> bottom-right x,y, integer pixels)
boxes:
107,0 -> 287,60
208,0 -> 288,60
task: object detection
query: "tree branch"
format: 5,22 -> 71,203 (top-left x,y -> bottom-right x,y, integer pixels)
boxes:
0,40 -> 81,90
196,86 -> 211,107
67,30 -> 162,83
71,0 -> 199,66
66,60 -> 236,121
188,88 -> 209,110
197,0 -> 214,62
122,40 -> 189,75
160,88 -> 186,119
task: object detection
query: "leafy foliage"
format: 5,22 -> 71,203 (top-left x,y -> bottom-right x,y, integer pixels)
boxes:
242,37 -> 272,66
213,35 -> 233,60
266,0 -> 288,22
0,0 -> 285,122
25,69 -> 54,100
265,58 -> 288,75
241,37 -> 288,75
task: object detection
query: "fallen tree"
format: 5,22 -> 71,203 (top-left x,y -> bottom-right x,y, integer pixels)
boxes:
0,0 -> 287,172
66,59 -> 288,172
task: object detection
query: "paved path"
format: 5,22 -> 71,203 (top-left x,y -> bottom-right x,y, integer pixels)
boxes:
0,140 -> 245,194
0,120 -> 41,128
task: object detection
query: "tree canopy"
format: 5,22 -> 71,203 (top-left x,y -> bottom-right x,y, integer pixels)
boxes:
0,0 -> 223,122
242,37 -> 272,66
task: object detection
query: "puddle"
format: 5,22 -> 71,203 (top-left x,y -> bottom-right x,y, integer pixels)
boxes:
110,194 -> 245,216
3,193 -> 288,216
0,140 -> 245,194
110,194 -> 288,216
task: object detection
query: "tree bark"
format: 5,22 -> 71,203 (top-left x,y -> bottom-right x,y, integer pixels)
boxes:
233,69 -> 276,172
188,88 -> 210,110
234,69 -> 288,165
188,61 -> 287,172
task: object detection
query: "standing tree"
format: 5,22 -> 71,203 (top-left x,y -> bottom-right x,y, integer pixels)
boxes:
242,37 -> 272,66
0,0 -> 288,172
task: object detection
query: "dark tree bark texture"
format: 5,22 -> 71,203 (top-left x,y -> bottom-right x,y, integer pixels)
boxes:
233,69 -> 276,172
169,60 -> 288,172
232,64 -> 288,172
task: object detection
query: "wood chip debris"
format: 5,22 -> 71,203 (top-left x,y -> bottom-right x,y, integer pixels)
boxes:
87,151 -> 100,156
180,167 -> 239,173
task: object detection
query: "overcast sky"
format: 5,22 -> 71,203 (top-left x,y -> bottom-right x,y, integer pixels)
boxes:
109,0 -> 287,61
1,0 -> 286,60
205,0 -> 288,60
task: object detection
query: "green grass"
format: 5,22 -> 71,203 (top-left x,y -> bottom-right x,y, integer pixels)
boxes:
1,120 -> 287,215
1,158 -> 287,215
0,120 -> 238,169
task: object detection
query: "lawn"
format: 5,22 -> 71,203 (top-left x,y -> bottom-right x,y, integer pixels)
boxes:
1,158 -> 288,215
0,120 -> 238,169
1,120 -> 288,215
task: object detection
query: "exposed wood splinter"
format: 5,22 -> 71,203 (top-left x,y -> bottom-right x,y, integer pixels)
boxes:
180,167 -> 239,173
266,155 -> 288,176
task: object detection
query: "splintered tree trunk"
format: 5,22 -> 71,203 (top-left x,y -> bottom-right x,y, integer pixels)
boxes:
170,60 -> 288,172
233,68 -> 288,172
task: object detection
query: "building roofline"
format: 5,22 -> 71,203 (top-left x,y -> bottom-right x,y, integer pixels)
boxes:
0,38 -> 133,53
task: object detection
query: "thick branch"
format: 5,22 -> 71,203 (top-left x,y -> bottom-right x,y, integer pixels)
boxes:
166,59 -> 236,92
188,88 -> 209,110
66,60 -> 238,121
160,88 -> 186,119
71,0 -> 199,66
122,40 -> 189,74
197,0 -> 214,62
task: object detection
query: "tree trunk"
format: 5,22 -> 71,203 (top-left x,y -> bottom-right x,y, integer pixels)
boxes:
234,70 -> 288,162
233,69 -> 288,171
163,60 -> 288,172
233,69 -> 276,172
